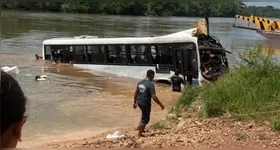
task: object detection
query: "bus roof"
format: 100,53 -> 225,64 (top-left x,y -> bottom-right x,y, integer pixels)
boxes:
42,28 -> 198,45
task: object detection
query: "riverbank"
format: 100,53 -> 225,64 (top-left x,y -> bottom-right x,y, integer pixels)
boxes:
2,10 -> 263,148
39,100 -> 280,148
40,49 -> 280,148
13,62 -> 181,148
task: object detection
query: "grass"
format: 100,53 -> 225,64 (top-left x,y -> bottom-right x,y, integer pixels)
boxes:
173,47 -> 280,131
170,86 -> 200,115
150,122 -> 171,130
258,133 -> 266,140
273,120 -> 280,132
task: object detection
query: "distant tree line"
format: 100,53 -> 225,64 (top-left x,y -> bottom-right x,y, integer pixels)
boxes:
1,1 -> 280,18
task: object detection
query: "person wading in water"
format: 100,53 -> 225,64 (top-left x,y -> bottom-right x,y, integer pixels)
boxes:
35,54 -> 43,60
170,70 -> 185,92
133,70 -> 164,137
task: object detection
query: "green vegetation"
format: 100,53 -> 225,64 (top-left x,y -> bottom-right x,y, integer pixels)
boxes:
171,86 -> 200,115
1,1 -> 280,17
246,6 -> 280,18
150,122 -> 171,130
203,50 -> 280,120
174,47 -> 280,131
258,133 -> 266,140
273,120 -> 280,132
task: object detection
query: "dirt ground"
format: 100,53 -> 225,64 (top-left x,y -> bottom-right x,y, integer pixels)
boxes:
40,100 -> 280,148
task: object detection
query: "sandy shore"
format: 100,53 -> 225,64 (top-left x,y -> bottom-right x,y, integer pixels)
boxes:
40,100 -> 280,148
39,116 -> 280,148
22,64 -> 280,148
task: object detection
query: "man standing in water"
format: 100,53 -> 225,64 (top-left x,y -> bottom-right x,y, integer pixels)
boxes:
133,70 -> 164,137
170,70 -> 185,92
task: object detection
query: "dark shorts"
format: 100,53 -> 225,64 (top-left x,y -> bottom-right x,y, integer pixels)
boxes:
138,104 -> 151,125
172,87 -> 181,92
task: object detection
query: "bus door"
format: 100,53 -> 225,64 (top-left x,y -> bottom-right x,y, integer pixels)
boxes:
172,43 -> 198,84
151,45 -> 173,73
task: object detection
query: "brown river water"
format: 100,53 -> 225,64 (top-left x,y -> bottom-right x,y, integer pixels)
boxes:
1,10 -> 280,147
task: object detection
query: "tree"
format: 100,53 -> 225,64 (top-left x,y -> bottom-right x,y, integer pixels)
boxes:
2,1 -> 280,18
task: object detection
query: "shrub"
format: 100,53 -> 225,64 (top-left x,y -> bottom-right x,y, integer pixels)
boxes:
176,46 -> 280,131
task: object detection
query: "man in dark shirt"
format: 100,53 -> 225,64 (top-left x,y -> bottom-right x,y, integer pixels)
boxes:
133,70 -> 164,137
170,70 -> 185,92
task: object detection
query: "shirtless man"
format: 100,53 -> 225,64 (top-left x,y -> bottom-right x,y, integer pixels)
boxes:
35,54 -> 43,60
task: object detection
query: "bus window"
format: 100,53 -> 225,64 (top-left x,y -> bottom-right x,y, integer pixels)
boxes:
49,45 -> 69,63
107,45 -> 127,64
72,46 -> 87,63
87,45 -> 105,64
151,45 -> 172,65
44,46 -> 51,60
129,45 -> 151,65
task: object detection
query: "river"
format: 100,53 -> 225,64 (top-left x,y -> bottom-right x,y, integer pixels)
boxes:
1,10 -> 279,148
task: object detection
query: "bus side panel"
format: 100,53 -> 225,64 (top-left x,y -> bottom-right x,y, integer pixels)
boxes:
73,64 -> 171,81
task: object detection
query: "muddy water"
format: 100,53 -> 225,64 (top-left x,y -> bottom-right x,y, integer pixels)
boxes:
1,10 -> 280,148
17,63 -> 180,147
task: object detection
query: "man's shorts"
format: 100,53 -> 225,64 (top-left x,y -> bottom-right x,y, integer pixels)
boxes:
138,104 -> 151,125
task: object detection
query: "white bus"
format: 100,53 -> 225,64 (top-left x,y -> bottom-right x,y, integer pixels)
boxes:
42,18 -> 229,86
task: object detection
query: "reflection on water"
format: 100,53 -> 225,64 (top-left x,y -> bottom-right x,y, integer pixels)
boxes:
260,48 -> 280,55
1,10 -> 280,148
258,40 -> 280,55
